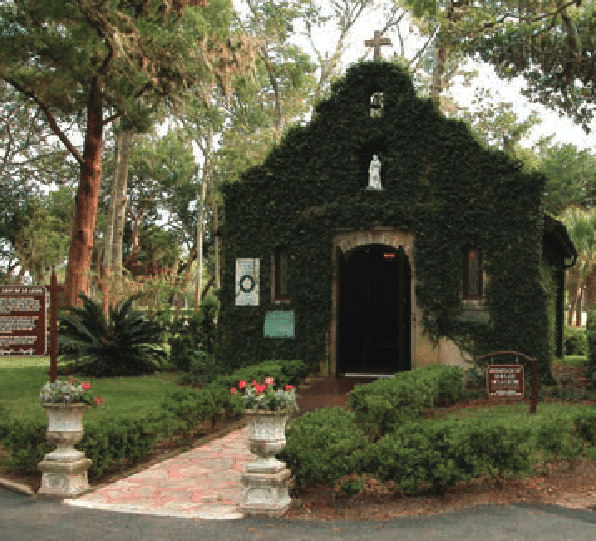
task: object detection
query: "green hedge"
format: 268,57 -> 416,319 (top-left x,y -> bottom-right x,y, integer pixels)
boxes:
588,311 -> 596,388
348,365 -> 464,442
80,416 -> 159,478
281,408 -> 596,495
0,359 -> 309,477
362,417 -> 531,495
211,359 -> 309,392
565,325 -> 587,356
277,408 -> 367,487
278,371 -> 596,495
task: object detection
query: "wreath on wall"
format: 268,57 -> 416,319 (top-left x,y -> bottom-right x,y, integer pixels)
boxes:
238,274 -> 257,293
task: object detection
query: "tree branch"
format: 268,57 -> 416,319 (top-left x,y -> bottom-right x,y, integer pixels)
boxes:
3,78 -> 84,166
409,24 -> 440,69
467,0 -> 581,38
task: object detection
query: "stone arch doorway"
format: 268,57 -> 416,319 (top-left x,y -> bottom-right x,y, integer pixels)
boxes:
337,243 -> 411,375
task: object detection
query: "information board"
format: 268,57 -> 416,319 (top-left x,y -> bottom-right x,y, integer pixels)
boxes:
486,364 -> 524,399
264,310 -> 295,338
0,286 -> 47,356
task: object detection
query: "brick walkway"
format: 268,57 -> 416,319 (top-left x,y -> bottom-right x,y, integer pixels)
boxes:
66,427 -> 252,520
65,377 -> 378,520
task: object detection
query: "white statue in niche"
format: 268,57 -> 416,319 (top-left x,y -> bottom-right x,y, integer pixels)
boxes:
368,155 -> 382,189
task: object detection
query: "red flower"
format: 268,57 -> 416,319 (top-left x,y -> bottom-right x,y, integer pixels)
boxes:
252,380 -> 258,387
230,388 -> 237,395
265,377 -> 275,386
93,396 -> 103,406
82,381 -> 91,390
285,385 -> 293,390
255,384 -> 267,395
239,381 -> 247,389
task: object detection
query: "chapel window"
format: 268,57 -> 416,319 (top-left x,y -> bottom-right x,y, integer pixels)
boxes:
274,245 -> 290,301
370,92 -> 383,118
463,248 -> 483,300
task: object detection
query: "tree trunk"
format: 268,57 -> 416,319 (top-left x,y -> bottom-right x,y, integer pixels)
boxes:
102,125 -> 132,312
214,203 -> 220,291
65,77 -> 103,307
196,124 -> 212,311
112,128 -> 132,274
585,273 -> 596,387
576,288 -> 583,327
174,244 -> 196,317
127,214 -> 142,268
567,288 -> 576,326
196,176 -> 207,311
103,129 -> 119,280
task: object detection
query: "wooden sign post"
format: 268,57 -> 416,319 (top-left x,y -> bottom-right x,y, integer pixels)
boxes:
48,269 -> 65,383
0,268 -> 65,383
475,351 -> 540,415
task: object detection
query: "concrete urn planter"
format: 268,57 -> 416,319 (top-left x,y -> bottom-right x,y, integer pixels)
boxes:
238,410 -> 292,517
38,403 -> 92,498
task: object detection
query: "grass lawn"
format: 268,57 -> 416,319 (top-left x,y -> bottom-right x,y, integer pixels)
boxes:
555,355 -> 587,367
0,357 -> 183,421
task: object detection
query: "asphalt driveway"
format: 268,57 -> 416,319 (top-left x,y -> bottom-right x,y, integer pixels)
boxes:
3,488 -> 596,541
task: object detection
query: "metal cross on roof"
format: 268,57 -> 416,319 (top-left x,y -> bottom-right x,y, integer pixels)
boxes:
364,30 -> 392,60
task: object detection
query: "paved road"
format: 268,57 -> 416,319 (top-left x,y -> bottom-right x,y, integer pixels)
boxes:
3,489 -> 596,541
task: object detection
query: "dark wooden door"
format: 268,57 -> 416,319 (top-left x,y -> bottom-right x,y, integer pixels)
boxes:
339,244 -> 411,374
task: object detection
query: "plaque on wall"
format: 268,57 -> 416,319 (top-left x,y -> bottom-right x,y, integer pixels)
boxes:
235,258 -> 260,306
264,310 -> 295,338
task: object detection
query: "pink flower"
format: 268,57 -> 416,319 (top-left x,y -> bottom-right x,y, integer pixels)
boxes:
239,381 -> 247,389
285,385 -> 294,390
265,377 -> 275,386
93,396 -> 103,406
82,381 -> 91,390
255,385 -> 267,395
252,380 -> 258,387
230,388 -> 237,395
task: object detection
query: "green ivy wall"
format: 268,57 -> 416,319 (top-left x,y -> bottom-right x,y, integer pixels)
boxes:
216,62 -> 552,381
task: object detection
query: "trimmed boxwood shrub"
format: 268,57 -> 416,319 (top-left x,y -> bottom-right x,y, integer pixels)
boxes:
565,325 -> 587,356
349,365 -> 464,442
277,408 -> 367,487
211,359 -> 309,391
362,417 -> 531,495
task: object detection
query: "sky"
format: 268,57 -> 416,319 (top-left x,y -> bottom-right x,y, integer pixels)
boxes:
271,0 -> 596,153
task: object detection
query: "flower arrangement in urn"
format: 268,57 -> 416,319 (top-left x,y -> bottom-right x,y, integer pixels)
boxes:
230,377 -> 297,413
40,377 -> 104,407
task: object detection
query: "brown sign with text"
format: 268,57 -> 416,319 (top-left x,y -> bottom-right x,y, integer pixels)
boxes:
486,364 -> 524,399
0,286 -> 47,356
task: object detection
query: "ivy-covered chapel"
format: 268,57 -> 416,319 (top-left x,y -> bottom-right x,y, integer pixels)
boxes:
217,61 -> 576,382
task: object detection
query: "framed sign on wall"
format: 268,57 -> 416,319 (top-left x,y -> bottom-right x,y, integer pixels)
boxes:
264,310 -> 295,338
235,258 -> 260,306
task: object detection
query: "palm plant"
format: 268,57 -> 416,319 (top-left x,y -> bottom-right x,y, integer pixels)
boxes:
58,294 -> 167,377
562,208 -> 596,387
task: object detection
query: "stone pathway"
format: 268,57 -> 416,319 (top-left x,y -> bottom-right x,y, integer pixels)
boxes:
66,426 -> 252,520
